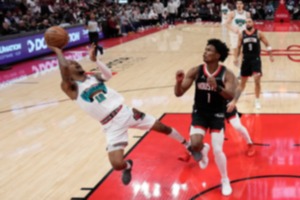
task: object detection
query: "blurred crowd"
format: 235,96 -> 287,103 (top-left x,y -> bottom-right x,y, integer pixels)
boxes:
1,0 -> 300,37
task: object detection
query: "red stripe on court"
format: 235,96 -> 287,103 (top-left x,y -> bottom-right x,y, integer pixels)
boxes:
86,113 -> 300,200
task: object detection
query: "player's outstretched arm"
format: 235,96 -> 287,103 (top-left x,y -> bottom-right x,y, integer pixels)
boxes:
174,67 -> 198,97
259,31 -> 274,62
48,46 -> 77,99
89,44 -> 112,81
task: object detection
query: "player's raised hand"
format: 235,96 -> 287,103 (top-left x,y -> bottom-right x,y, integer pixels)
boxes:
47,45 -> 61,53
207,76 -> 217,89
89,44 -> 97,62
176,70 -> 185,83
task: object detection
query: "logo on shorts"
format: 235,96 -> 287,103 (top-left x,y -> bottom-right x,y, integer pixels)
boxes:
215,113 -> 225,118
133,110 -> 145,120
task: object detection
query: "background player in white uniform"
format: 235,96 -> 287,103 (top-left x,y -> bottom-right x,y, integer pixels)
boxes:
221,0 -> 230,42
226,0 -> 250,66
221,0 -> 230,25
47,44 -> 190,186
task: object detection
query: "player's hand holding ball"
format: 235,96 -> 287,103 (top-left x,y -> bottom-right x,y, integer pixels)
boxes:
44,26 -> 69,49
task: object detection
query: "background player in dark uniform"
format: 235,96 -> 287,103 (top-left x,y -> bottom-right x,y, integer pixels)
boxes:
234,18 -> 274,109
175,39 -> 237,196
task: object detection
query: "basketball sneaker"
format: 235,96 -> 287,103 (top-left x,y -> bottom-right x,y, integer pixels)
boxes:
199,143 -> 210,169
221,178 -> 232,196
255,99 -> 261,109
178,144 -> 202,162
122,160 -> 133,185
246,143 -> 256,157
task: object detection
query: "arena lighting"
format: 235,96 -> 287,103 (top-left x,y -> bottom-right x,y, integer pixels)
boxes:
119,0 -> 128,4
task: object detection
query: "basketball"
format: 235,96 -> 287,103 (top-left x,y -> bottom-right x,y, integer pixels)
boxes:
44,26 -> 69,49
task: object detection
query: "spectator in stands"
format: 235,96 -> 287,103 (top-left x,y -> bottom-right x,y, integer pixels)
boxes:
167,0 -> 177,26
181,8 -> 189,22
0,21 -> 17,35
198,3 -> 209,21
293,4 -> 300,19
131,6 -> 141,30
153,0 -> 164,25
249,3 -> 257,20
256,2 -> 266,20
187,4 -> 198,22
28,19 -> 37,31
37,19 -> 51,31
148,7 -> 159,26
287,0 -> 295,14
4,11 -> 15,25
207,4 -> 219,22
265,1 -> 275,19
107,14 -> 121,37
120,10 -> 134,35
17,20 -> 29,33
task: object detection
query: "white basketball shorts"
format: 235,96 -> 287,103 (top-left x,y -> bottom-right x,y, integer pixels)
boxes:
103,105 -> 156,152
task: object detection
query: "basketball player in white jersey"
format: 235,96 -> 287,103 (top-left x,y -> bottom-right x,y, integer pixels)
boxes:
221,0 -> 230,25
226,0 -> 250,66
47,44 -> 190,185
220,0 -> 230,43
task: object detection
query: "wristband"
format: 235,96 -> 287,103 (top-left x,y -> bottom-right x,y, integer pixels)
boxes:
267,46 -> 272,51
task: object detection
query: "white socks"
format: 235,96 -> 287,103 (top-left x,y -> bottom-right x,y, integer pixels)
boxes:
212,131 -> 228,179
168,128 -> 188,147
229,114 -> 253,144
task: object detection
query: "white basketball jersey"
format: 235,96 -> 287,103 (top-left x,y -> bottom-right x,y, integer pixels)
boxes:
75,75 -> 124,121
231,10 -> 247,32
221,3 -> 229,24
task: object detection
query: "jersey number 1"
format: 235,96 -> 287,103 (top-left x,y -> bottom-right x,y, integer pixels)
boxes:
207,93 -> 211,103
248,43 -> 253,51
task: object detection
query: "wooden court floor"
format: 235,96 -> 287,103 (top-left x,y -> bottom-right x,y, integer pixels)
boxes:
1,22 -> 300,199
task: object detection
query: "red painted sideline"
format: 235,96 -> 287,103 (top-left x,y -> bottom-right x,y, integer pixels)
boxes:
0,27 -> 164,85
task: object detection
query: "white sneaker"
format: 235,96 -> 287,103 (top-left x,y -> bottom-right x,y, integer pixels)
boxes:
255,99 -> 261,109
221,178 -> 232,196
199,143 -> 210,169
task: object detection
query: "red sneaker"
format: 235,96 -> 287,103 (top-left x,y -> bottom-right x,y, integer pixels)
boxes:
178,151 -> 191,162
247,144 -> 256,157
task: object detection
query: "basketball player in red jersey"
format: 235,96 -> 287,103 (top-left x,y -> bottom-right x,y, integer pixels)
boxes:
47,44 -> 190,186
234,18 -> 274,109
175,39 -> 238,196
